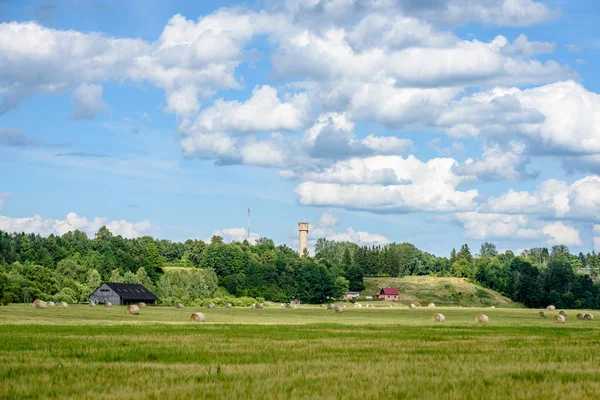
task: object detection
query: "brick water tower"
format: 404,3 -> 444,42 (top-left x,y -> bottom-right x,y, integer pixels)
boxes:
298,221 -> 309,255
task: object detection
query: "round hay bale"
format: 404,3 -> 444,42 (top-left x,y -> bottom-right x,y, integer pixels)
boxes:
280,303 -> 285,308
46,301 -> 55,308
190,312 -> 206,322
32,299 -> 47,309
127,304 -> 140,315
176,303 -> 184,309
490,306 -> 496,309
558,310 -> 567,317
138,302 -> 147,308
56,301 -> 68,308
409,304 -> 417,309
327,303 -> 335,310
546,305 -> 556,310
428,303 -> 436,308
257,303 -> 264,309
553,314 -> 565,324
208,303 -> 215,309
475,314 -> 489,323
334,305 -> 343,313
343,305 -> 348,308
584,313 -> 594,321
89,302 -> 96,307
432,313 -> 445,322
354,303 -> 362,308
226,303 -> 232,308
577,313 -> 585,320
251,304 -> 256,308
285,303 -> 294,309
104,302 -> 112,308
539,311 -> 547,318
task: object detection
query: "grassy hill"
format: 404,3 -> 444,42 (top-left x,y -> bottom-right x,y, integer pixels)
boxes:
361,276 -> 516,308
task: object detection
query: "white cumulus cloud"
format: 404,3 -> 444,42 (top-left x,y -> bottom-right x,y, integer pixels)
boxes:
0,211 -> 158,238
69,83 -> 107,120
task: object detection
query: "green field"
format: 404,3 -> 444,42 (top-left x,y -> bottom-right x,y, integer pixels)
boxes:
1,304 -> 599,399
362,276 -> 515,307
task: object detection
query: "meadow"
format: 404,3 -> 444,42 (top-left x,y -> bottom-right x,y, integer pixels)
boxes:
1,304 -> 599,399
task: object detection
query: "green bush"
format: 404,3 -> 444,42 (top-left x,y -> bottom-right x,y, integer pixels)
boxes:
54,288 -> 77,304
198,296 -> 264,307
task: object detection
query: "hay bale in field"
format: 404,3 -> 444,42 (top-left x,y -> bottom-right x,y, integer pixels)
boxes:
577,313 -> 585,320
208,303 -> 215,309
539,311 -> 547,318
251,304 -> 256,308
584,314 -> 594,321
490,306 -> 496,309
546,305 -> 556,310
553,314 -> 565,324
432,313 -> 445,322
176,303 -> 184,309
409,304 -> 417,309
127,304 -> 140,315
190,312 -> 206,322
354,303 -> 362,308
334,305 -> 343,313
89,302 -> 96,307
327,303 -> 335,310
475,314 -> 489,323
320,304 -> 324,308
280,303 -> 285,308
226,303 -> 232,308
56,302 -> 68,308
285,303 -> 294,309
428,303 -> 436,308
104,302 -> 112,308
257,303 -> 264,309
32,299 -> 47,309
138,302 -> 147,308
558,310 -> 567,317
47,301 -> 55,308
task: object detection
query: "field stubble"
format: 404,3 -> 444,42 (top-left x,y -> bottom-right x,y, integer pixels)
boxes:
0,305 -> 599,399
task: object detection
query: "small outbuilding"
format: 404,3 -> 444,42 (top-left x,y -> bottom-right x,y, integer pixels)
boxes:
90,282 -> 158,306
343,291 -> 361,300
377,287 -> 399,300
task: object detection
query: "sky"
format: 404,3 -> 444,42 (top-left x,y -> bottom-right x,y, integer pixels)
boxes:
1,0 -> 600,256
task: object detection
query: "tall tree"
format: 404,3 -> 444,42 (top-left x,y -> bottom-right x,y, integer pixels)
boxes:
479,242 -> 498,258
345,265 -> 365,291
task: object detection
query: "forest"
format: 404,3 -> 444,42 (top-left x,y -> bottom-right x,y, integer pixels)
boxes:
1,227 -> 599,309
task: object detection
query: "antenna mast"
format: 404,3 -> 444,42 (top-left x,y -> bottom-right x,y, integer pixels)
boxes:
247,205 -> 251,240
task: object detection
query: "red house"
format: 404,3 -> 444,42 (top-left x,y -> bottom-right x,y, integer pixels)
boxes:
377,288 -> 399,300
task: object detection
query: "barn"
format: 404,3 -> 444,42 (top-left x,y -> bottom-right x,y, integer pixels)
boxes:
90,282 -> 158,305
377,287 -> 399,300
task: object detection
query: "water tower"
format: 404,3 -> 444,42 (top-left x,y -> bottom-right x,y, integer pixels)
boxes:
298,221 -> 309,255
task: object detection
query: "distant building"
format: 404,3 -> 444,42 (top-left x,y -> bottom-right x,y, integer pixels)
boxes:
90,282 -> 158,305
343,291 -> 361,300
377,288 -> 399,300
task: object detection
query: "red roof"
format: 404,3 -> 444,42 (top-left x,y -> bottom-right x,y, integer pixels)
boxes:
380,287 -> 399,295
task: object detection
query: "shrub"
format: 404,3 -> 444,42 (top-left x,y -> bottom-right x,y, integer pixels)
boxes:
198,296 -> 263,307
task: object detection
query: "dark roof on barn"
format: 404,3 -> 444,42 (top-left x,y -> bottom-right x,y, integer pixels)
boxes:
103,282 -> 159,301
379,287 -> 399,295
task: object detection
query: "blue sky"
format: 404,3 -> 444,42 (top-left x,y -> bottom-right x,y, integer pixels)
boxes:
1,0 -> 600,256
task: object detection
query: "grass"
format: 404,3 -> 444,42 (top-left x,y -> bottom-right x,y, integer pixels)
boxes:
1,304 -> 599,399
362,276 -> 515,307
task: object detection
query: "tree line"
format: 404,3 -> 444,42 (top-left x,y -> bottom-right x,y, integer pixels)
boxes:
1,227 -> 599,308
